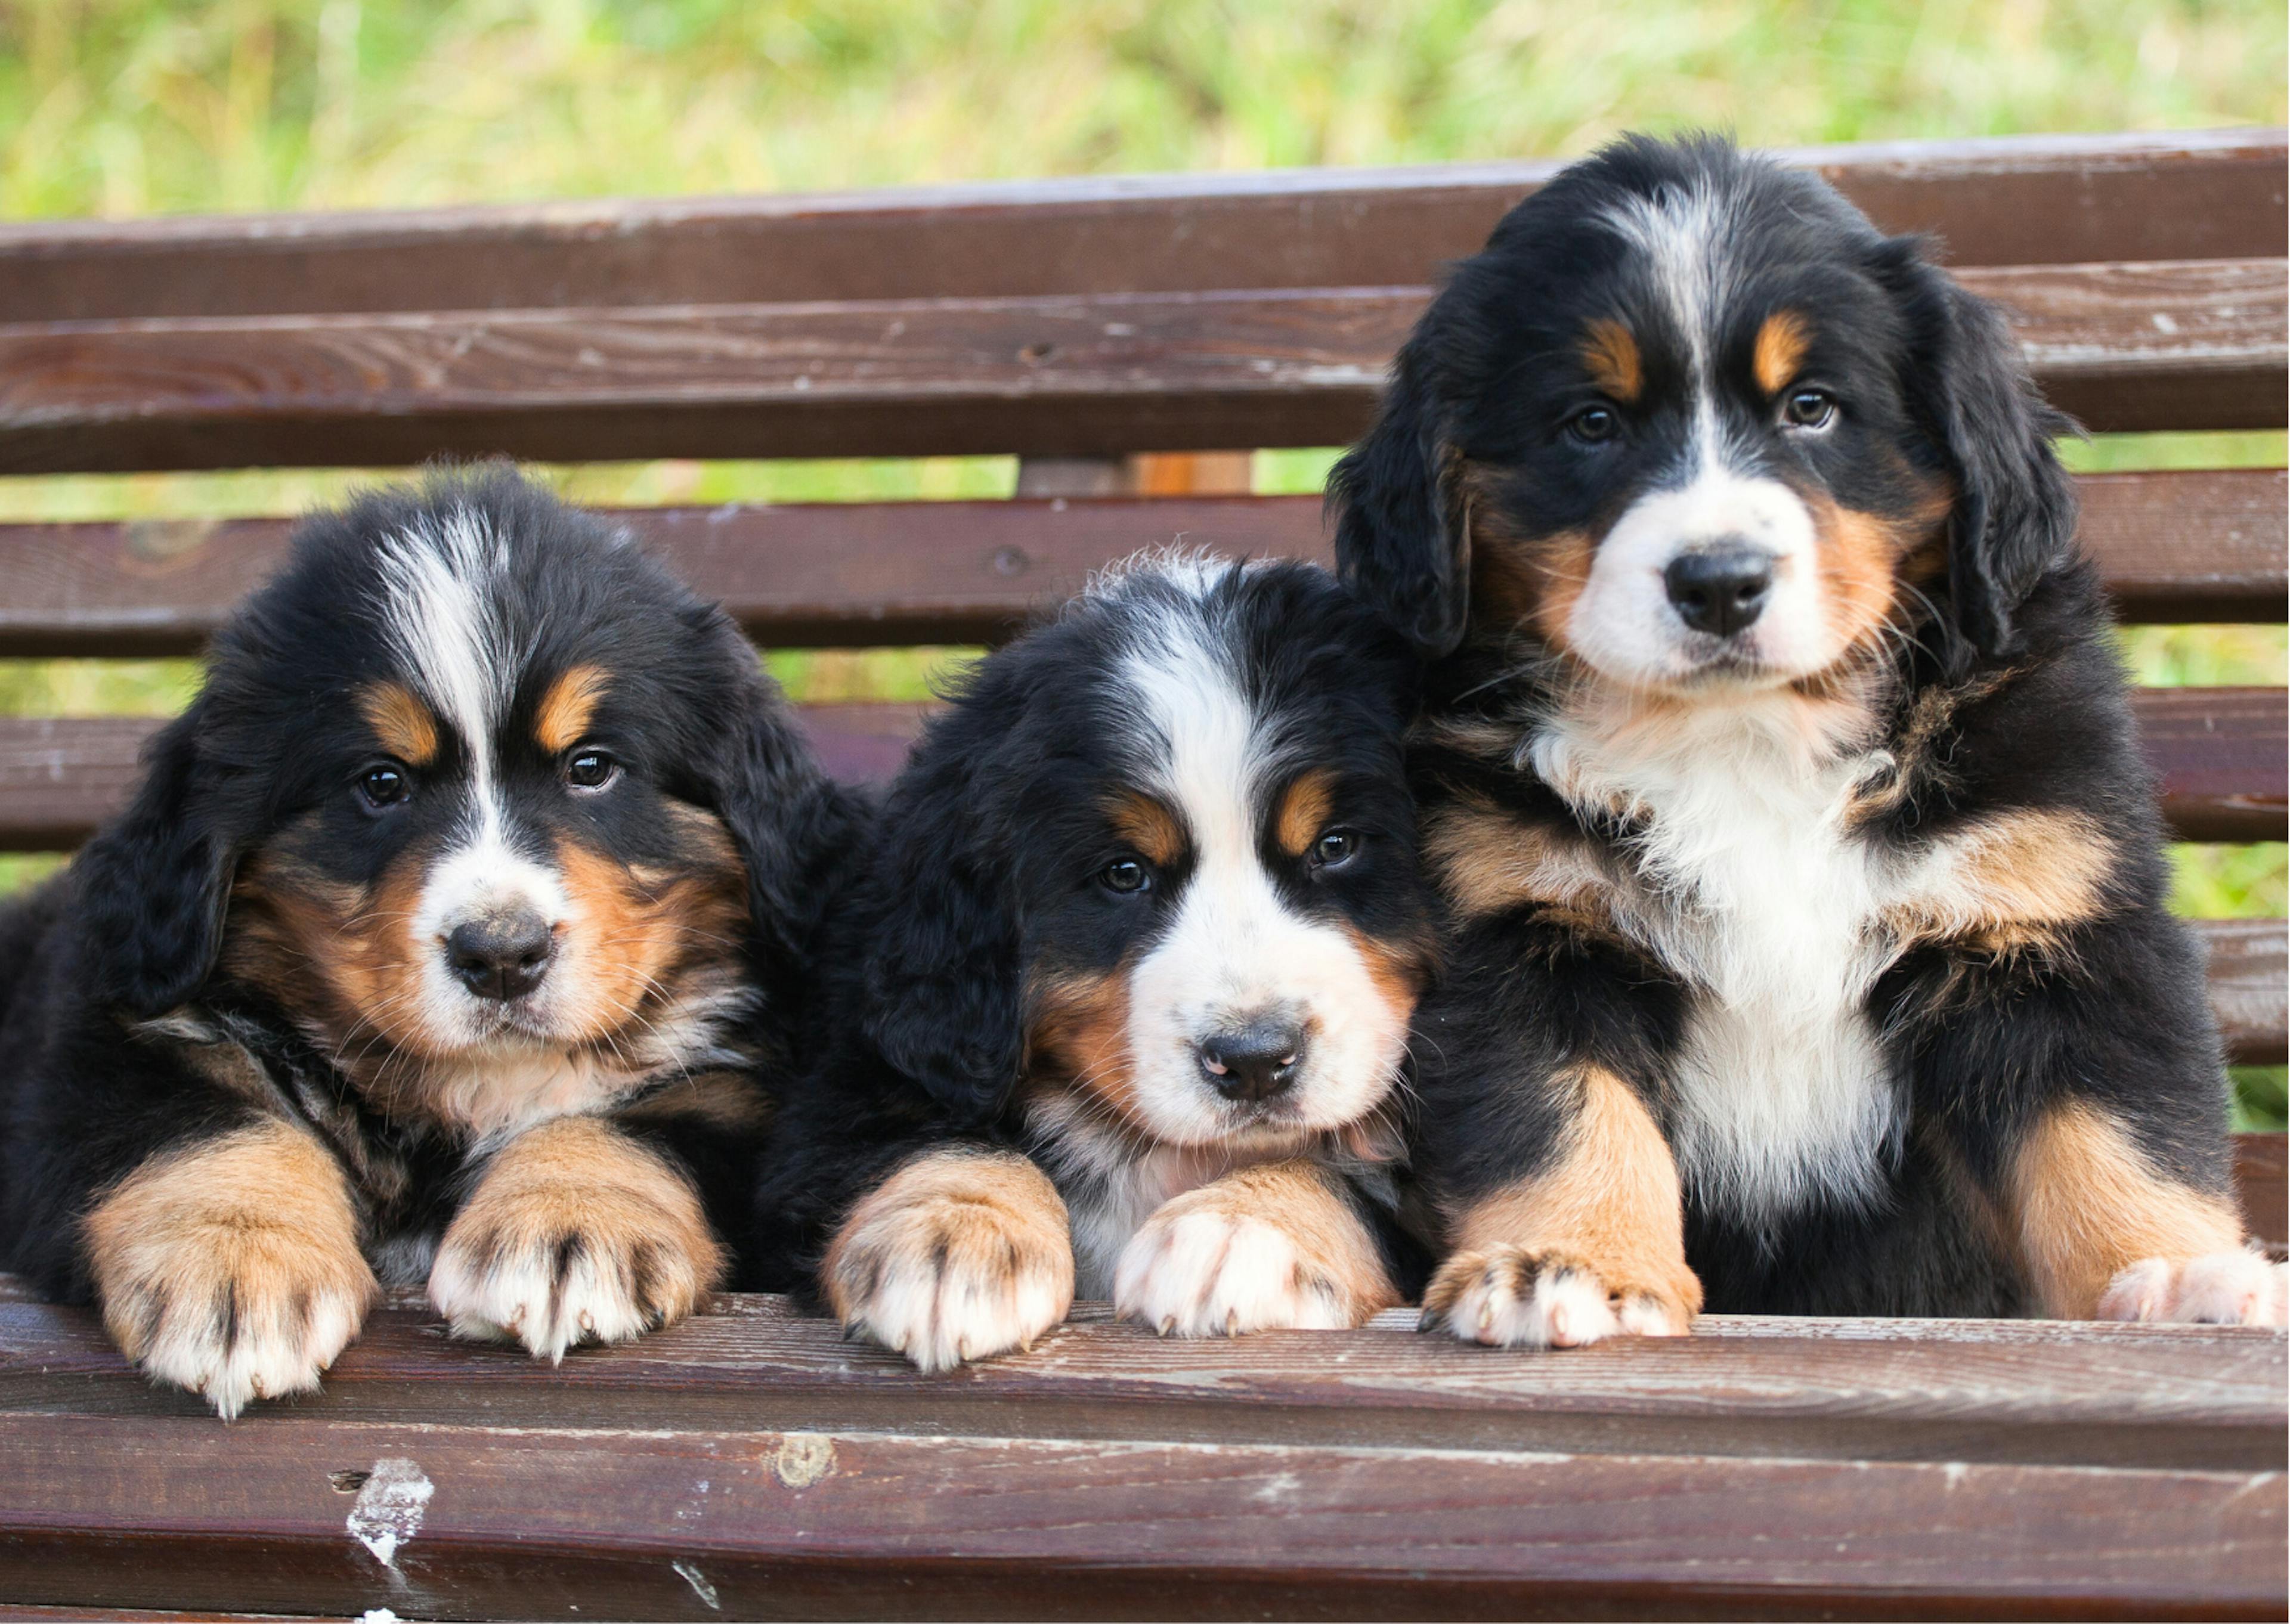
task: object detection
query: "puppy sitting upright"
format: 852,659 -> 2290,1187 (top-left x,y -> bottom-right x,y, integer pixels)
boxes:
758,557 -> 1436,1369
0,469 -> 857,1414
1332,135 -> 2283,1340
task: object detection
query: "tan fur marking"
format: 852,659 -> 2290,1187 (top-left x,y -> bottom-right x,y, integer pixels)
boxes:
534,664 -> 612,755
1124,1158 -> 1400,1328
1274,768 -> 1338,859
1889,808 -> 2118,956
357,681 -> 439,767
550,817 -> 749,1048
1107,791 -> 1185,869
225,836 -> 434,1061
1336,921 -> 1428,1031
2009,1100 -> 2243,1318
1424,805 -> 1614,925
1752,310 -> 1811,397
1027,966 -> 1139,1121
824,1146 -> 1075,1368
441,1114 -> 726,1318
1439,1064 -> 1701,1325
1469,521 -> 1599,647
1803,484 -> 1949,668
617,1070 -> 774,1134
82,1119 -> 376,1412
1581,318 -> 1642,403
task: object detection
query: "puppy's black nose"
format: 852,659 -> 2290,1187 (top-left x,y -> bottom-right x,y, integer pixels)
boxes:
1664,547 -> 1774,637
445,913 -> 555,1001
1196,1019 -> 1307,1105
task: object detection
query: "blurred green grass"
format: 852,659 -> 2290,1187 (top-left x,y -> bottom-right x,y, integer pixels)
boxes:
1,1 -> 2282,1124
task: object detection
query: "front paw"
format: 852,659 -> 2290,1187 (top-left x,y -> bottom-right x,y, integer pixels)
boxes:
83,1123 -> 377,1419
1419,1244 -> 1695,1348
2097,1249 -> 2289,1326
1113,1169 -> 1394,1337
825,1149 -> 1074,1372
428,1118 -> 725,1362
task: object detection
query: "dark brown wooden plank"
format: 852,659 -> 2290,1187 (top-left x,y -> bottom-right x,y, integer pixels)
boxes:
1,130 -> 2277,323
0,469 -> 2273,660
2208,921 -> 2290,1067
2137,686 -> 2288,843
4,1291 -> 2282,1472
0,1413 -> 2280,1622
2238,1133 -> 2288,1247
1,262 -> 2276,475
5,689 -> 2277,847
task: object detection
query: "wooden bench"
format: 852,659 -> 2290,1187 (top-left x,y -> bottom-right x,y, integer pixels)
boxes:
0,129 -> 2283,1620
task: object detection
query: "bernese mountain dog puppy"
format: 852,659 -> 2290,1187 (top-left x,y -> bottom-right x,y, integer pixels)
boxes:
756,556 -> 1436,1370
0,468 -> 858,1414
1330,134 -> 2284,1341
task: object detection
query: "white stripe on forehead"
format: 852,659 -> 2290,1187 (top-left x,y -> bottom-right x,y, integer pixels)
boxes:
1115,585 -> 1264,842
374,505 -> 513,783
1598,178 -> 1746,480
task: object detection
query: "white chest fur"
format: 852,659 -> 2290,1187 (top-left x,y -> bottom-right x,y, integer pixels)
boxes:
1530,690 -> 1909,1223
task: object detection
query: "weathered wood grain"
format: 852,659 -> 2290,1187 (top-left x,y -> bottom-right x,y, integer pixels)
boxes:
2206,920 -> 2290,1067
0,469 -> 2273,659
0,1412 -> 2279,1622
0,689 -> 2274,848
2238,1133 -> 2288,1247
1,130 -> 2277,323
1,262 -> 2277,474
2,1290 -> 2281,1472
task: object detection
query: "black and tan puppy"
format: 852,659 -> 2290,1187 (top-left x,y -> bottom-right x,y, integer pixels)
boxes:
1330,134 -> 2283,1341
757,556 -> 1437,1369
0,469 -> 858,1414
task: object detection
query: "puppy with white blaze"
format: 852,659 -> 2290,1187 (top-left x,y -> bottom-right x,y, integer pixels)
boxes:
756,556 -> 1438,1371
0,469 -> 861,1415
1331,134 -> 2285,1343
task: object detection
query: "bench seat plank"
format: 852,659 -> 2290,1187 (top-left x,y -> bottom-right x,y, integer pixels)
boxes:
2,130 -> 2277,322
0,469 -> 2274,659
0,1292 -> 2281,1622
0,688 -> 2275,849
3,261 -> 2279,475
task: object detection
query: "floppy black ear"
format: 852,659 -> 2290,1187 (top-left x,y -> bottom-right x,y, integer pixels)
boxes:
1329,340 -> 1473,659
854,746 -> 1023,1123
1888,241 -> 2079,661
70,703 -> 235,1016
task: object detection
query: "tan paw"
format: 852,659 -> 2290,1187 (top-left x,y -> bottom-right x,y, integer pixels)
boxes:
1113,1163 -> 1394,1336
2097,1248 -> 2289,1327
428,1117 -> 723,1362
825,1148 -> 1073,1372
84,1122 -> 376,1419
1419,1244 -> 1696,1349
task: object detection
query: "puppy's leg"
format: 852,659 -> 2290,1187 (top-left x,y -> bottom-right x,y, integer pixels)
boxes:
1421,1062 -> 1701,1348
824,1145 -> 1073,1372
1114,1159 -> 1398,1335
83,1119 -> 376,1418
2010,1099 -> 2285,1325
428,1115 -> 726,1360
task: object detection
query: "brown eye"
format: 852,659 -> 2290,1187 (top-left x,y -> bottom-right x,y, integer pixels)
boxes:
1311,829 -> 1360,870
1098,858 -> 1151,895
564,749 -> 618,791
357,765 -> 409,810
1567,405 -> 1619,444
1783,389 -> 1836,429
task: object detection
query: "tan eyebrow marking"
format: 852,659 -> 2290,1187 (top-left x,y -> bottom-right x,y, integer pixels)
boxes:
1753,310 -> 1812,396
1274,767 -> 1338,859
534,664 -> 611,755
356,681 -> 439,767
1106,791 -> 1185,869
1580,318 -> 1642,403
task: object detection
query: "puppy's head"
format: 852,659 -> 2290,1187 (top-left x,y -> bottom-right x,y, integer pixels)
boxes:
1332,134 -> 2077,684
73,467 -> 835,1115
856,557 -> 1433,1151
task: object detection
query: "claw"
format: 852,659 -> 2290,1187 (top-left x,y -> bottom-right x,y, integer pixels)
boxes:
1549,1303 -> 1573,1346
1225,1308 -> 1240,1337
1158,1315 -> 1176,1336
577,1309 -> 595,1334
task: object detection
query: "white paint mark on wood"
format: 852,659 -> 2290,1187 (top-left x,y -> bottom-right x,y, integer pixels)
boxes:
673,1560 -> 721,1610
773,1433 -> 837,1488
346,1458 -> 434,1569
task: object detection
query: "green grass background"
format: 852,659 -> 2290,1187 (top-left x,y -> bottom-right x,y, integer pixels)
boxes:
2,1 -> 2284,1121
